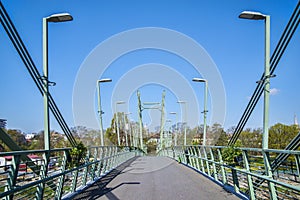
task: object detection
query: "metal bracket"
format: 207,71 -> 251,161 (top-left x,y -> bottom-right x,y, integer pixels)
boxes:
256,74 -> 276,84
39,76 -> 56,86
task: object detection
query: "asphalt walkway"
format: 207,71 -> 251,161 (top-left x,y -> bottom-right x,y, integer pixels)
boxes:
71,156 -> 241,200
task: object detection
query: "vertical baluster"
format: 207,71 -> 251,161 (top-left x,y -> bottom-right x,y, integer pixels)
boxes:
295,154 -> 300,182
70,170 -> 79,193
82,148 -> 90,187
242,150 -> 255,200
96,147 -> 103,177
262,151 -> 277,199
35,153 -> 49,200
231,167 -> 239,193
90,147 -> 98,180
5,154 -> 21,200
199,146 -> 205,173
193,146 -> 200,170
102,147 -> 108,174
55,150 -> 68,200
203,147 -> 211,176
209,148 -> 218,180
217,148 -> 227,184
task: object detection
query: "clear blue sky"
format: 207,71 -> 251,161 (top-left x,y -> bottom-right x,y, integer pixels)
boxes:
0,0 -> 299,134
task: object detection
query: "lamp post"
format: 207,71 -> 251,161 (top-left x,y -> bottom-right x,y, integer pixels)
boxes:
170,112 -> 178,146
43,13 -> 73,150
177,101 -> 187,146
115,101 -> 125,146
97,78 -> 112,146
124,112 -> 132,146
193,78 -> 208,146
239,11 -> 270,150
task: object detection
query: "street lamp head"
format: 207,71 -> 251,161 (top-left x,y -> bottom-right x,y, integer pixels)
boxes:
116,101 -> 126,104
169,112 -> 177,114
46,13 -> 73,22
143,102 -> 160,105
98,78 -> 112,83
192,78 -> 206,82
239,11 -> 266,20
177,101 -> 186,104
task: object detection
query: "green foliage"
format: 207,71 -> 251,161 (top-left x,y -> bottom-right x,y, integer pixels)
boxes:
269,123 -> 299,149
105,127 -> 117,145
239,128 -> 262,148
222,145 -> 242,166
71,126 -> 100,146
7,129 -> 27,149
146,141 -> 157,154
215,130 -> 228,146
68,141 -> 87,167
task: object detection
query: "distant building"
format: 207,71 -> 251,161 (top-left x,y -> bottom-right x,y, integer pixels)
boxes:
192,134 -> 202,145
0,119 -> 7,129
147,133 -> 160,144
294,114 -> 299,127
25,133 -> 35,140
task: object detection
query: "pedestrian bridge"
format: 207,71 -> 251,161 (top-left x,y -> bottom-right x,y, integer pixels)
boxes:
69,156 -> 240,200
1,146 -> 300,200
1,1 -> 300,200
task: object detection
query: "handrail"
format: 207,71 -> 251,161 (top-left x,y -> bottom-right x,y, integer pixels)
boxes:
160,145 -> 300,200
0,146 -> 143,199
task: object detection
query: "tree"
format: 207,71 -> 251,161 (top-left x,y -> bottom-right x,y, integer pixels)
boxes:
71,126 -> 101,147
269,123 -> 299,149
7,129 -> 27,149
239,128 -> 262,148
105,112 -> 132,146
208,123 -> 225,145
215,131 -> 229,146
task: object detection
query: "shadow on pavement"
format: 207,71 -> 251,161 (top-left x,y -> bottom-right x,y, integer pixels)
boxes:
70,156 -> 140,200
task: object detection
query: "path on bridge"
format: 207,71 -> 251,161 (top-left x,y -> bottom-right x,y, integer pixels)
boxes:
71,156 -> 240,200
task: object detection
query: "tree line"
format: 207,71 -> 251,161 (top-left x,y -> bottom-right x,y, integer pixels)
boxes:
0,117 -> 299,152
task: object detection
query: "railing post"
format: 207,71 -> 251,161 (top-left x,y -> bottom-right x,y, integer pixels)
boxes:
82,149 -> 90,186
102,147 -> 109,174
209,148 -> 218,180
107,146 -> 113,171
295,155 -> 300,182
70,170 -> 79,193
203,147 -> 211,176
199,146 -> 205,173
231,168 -> 239,193
194,146 -> 200,170
96,147 -> 104,176
217,148 -> 227,184
112,147 -> 118,168
181,146 -> 186,164
174,146 -> 179,161
5,155 -> 21,200
184,147 -> 189,165
35,153 -> 49,200
188,147 -> 195,167
90,147 -> 98,180
242,150 -> 255,200
262,151 -> 277,199
55,150 -> 68,200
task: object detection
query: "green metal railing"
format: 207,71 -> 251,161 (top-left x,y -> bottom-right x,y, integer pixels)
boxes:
0,146 -> 142,199
160,146 -> 300,200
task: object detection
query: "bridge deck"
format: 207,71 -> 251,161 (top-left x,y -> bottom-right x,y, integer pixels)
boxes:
70,156 -> 240,200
